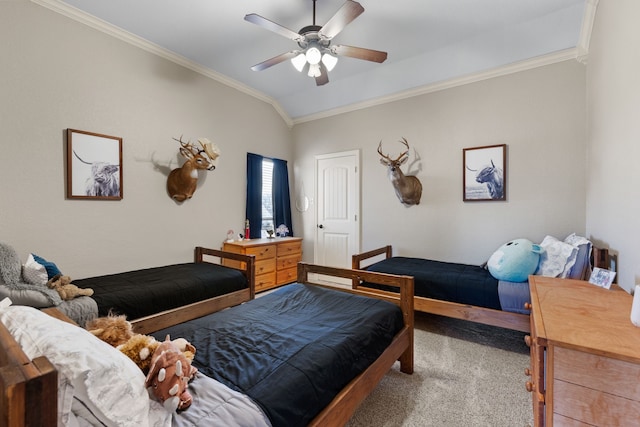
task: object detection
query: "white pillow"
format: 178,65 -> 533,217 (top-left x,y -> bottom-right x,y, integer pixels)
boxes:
0,305 -> 169,427
564,233 -> 593,280
22,254 -> 48,286
535,235 -> 578,278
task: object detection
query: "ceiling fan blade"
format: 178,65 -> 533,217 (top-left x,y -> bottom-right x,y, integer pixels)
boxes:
332,45 -> 388,63
319,0 -> 364,40
244,13 -> 305,42
251,51 -> 300,72
315,62 -> 329,86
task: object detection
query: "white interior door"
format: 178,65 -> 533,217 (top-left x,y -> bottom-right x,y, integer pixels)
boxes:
315,150 -> 360,269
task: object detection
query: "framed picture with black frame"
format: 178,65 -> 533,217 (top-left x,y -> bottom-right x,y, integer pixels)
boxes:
67,128 -> 123,200
463,144 -> 506,202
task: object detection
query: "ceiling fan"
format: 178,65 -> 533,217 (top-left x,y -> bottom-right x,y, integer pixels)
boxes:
244,0 -> 387,86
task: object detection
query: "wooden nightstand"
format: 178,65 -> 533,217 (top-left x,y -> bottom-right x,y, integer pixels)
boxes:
526,275 -> 640,426
222,237 -> 302,293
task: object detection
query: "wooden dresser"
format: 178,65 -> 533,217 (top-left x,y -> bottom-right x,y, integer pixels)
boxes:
526,275 -> 640,426
222,237 -> 302,293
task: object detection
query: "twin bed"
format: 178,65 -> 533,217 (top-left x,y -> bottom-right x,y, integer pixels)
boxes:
0,262 -> 414,427
54,247 -> 256,326
353,242 -> 610,333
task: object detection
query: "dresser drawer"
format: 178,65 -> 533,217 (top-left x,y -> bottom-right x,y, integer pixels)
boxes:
255,272 -> 276,292
554,347 -> 640,399
276,267 -> 297,285
255,258 -> 276,276
276,254 -> 301,271
245,244 -> 276,260
277,241 -> 302,257
553,380 -> 640,426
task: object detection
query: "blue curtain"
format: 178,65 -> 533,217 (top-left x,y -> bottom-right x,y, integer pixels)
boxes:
273,158 -> 293,236
245,153 -> 263,239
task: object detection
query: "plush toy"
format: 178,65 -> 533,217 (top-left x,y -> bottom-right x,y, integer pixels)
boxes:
86,312 -> 134,347
487,238 -> 544,282
145,335 -> 197,412
46,274 -> 94,301
117,334 -> 160,373
86,313 -> 196,373
171,337 -> 196,362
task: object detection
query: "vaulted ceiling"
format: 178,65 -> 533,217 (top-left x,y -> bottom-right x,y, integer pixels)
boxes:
38,0 -> 594,125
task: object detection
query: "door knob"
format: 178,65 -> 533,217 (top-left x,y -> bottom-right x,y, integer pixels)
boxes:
318,224 -> 324,229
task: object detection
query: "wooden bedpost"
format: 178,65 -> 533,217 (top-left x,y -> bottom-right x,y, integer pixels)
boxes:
351,245 -> 393,288
0,324 -> 58,427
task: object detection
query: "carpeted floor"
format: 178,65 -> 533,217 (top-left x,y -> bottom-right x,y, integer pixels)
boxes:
346,312 -> 534,427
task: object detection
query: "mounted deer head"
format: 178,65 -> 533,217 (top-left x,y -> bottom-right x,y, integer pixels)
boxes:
167,136 -> 220,202
378,138 -> 422,206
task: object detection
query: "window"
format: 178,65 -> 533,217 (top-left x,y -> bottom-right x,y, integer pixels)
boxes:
261,159 -> 274,237
246,153 -> 292,239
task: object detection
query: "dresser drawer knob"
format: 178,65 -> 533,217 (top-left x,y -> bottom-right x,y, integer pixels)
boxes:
525,381 -> 535,393
524,335 -> 532,347
524,302 -> 532,310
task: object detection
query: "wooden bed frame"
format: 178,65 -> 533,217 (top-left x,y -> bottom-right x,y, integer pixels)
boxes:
353,245 -> 612,334
0,263 -> 414,427
194,246 -> 256,300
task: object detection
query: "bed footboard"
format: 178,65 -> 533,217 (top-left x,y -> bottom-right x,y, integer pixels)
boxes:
296,262 -> 414,426
0,321 -> 57,427
195,246 -> 256,299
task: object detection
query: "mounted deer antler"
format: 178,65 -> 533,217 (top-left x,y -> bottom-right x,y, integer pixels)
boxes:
167,136 -> 220,202
378,137 -> 422,206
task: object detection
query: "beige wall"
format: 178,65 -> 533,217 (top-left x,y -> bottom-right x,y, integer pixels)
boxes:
586,0 -> 640,292
293,60 -> 587,265
0,1 -> 292,278
7,0 -> 629,291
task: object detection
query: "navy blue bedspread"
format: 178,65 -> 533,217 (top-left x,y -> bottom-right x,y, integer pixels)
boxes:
365,257 -> 501,310
73,263 -> 247,319
152,283 -> 404,427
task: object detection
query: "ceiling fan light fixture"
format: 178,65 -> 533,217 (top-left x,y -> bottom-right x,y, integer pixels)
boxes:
291,53 -> 307,72
305,46 -> 322,65
307,63 -> 321,78
321,53 -> 338,71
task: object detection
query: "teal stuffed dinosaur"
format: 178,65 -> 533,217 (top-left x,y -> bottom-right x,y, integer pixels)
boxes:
487,238 -> 544,282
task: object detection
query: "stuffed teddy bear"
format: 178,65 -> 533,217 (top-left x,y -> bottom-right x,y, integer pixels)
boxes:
487,238 -> 544,282
46,273 -> 94,301
145,335 -> 198,412
86,312 -> 134,347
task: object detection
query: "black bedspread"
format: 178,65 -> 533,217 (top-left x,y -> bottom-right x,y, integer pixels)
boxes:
152,283 -> 404,427
365,256 -> 501,310
73,263 -> 247,319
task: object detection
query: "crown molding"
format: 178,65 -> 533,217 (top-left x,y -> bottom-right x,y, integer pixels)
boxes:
293,48 -> 581,125
30,0 -> 295,128
576,0 -> 599,64
32,0 -> 592,129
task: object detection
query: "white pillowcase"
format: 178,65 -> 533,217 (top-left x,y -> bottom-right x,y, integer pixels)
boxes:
535,235 -> 578,278
564,233 -> 593,280
22,253 -> 48,286
0,305 -> 170,427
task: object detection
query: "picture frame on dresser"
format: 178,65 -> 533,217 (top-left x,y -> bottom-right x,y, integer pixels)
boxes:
463,144 -> 506,201
66,128 -> 123,200
588,267 -> 616,289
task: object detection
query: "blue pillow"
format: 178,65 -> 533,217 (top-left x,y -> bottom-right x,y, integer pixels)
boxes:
487,238 -> 543,282
31,254 -> 62,279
